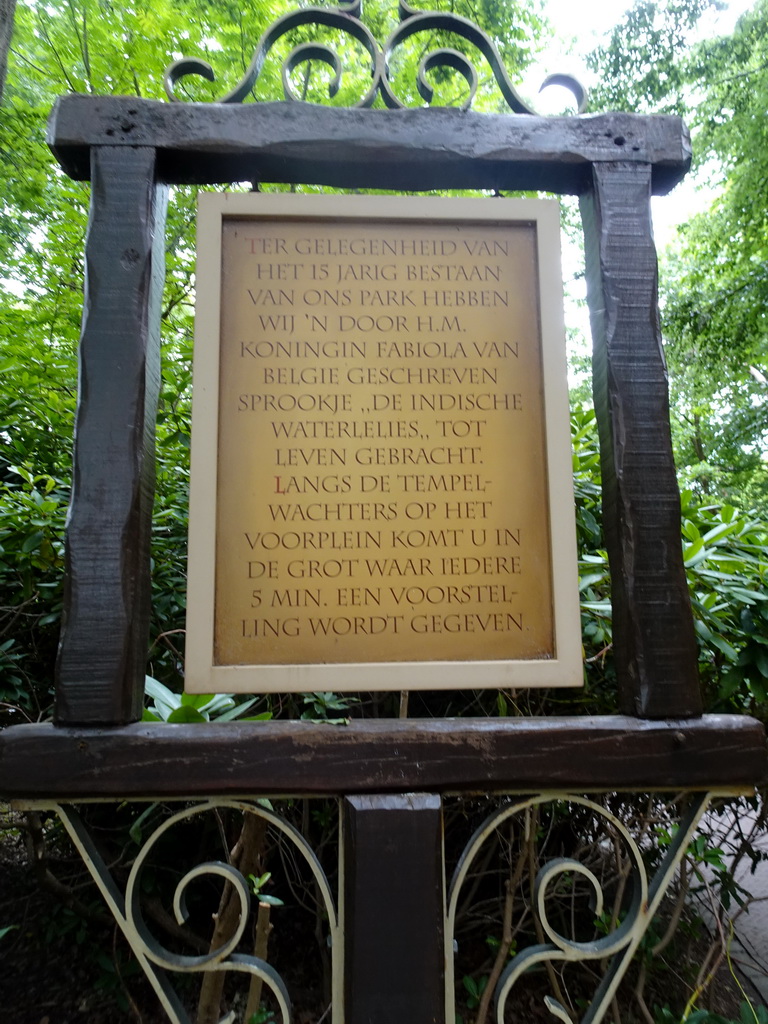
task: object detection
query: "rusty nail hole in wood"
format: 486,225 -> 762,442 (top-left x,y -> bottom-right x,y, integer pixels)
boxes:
121,248 -> 141,269
105,128 -> 114,136
613,136 -> 626,146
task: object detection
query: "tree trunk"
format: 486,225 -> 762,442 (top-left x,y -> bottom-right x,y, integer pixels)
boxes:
0,0 -> 17,103
196,812 -> 268,1024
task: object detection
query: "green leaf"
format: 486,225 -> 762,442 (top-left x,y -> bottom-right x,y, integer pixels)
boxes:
709,634 -> 738,662
581,600 -> 612,614
682,521 -> 702,543
179,691 -> 216,710
754,648 -> 768,680
144,676 -> 181,716
579,572 -> 608,591
128,803 -> 159,844
684,538 -> 709,567
20,530 -> 44,553
167,705 -> 207,723
197,693 -> 238,718
213,697 -> 260,721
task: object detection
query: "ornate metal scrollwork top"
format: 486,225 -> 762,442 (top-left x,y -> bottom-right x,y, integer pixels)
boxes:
164,0 -> 587,114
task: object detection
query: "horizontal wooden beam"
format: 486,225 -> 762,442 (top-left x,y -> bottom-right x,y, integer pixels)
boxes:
1,716 -> 764,799
48,95 -> 690,195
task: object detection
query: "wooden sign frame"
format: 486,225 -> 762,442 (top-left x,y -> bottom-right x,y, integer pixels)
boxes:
186,193 -> 581,693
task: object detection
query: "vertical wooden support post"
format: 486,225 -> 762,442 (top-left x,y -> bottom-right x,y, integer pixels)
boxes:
343,794 -> 445,1024
580,162 -> 702,719
55,146 -> 168,726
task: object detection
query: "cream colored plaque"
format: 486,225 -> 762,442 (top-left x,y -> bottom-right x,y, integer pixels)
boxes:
186,195 -> 581,693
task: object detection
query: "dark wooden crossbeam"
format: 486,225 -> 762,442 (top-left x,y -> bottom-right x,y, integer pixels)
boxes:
48,96 -> 691,195
2,716 -> 764,799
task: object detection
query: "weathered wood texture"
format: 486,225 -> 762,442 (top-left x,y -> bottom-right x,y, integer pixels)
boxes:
343,795 -> 445,1024
48,96 -> 691,195
2,717 -> 764,799
580,163 -> 702,720
55,147 -> 168,725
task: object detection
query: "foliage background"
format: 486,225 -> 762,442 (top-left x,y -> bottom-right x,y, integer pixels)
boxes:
0,0 -> 767,1021
2,0 -> 767,724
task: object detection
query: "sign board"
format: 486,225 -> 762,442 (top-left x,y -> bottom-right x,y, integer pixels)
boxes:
186,194 -> 581,693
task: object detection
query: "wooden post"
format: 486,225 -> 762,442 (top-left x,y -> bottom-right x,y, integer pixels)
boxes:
55,146 -> 168,726
580,162 -> 702,719
343,794 -> 445,1024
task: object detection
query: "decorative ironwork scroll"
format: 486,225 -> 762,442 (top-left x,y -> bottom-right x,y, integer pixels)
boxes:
52,799 -> 341,1024
19,792 -> 725,1024
447,793 -> 714,1024
164,0 -> 587,113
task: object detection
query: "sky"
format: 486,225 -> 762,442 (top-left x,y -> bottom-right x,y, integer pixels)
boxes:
534,0 -> 758,246
543,0 -> 755,52
522,0 -> 759,371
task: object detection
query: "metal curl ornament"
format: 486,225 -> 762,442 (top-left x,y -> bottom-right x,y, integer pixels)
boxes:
446,793 -> 712,1024
165,8 -> 382,108
379,10 -> 585,113
54,799 -> 342,1024
163,2 -> 587,114
416,48 -> 477,109
282,43 -> 344,101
